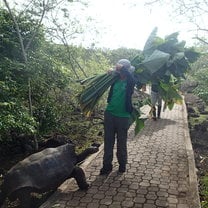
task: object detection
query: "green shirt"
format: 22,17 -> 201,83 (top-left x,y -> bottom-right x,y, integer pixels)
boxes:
106,80 -> 131,118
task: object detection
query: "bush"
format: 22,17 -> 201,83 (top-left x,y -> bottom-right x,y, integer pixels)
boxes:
0,102 -> 37,142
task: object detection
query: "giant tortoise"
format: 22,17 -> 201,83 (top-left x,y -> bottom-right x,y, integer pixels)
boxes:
0,143 -> 99,208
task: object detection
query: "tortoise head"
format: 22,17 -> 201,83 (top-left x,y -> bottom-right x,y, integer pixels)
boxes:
76,144 -> 100,163
86,146 -> 99,154
86,142 -> 101,154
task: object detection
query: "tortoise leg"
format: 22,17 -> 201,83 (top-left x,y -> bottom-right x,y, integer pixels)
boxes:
15,188 -> 32,208
0,191 -> 6,207
71,167 -> 89,190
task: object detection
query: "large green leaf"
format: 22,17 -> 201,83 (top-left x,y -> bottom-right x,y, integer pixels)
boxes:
129,108 -> 146,136
172,52 -> 185,61
165,32 -> 179,43
143,27 -> 158,57
135,117 -> 145,135
159,81 -> 183,110
141,50 -> 170,74
175,41 -> 186,52
142,27 -> 165,58
185,47 -> 201,63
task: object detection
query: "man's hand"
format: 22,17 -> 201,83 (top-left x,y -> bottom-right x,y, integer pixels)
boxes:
107,68 -> 114,74
115,63 -> 123,71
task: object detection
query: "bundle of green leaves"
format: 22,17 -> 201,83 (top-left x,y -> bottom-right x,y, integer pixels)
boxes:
78,27 -> 200,134
132,27 -> 199,109
77,73 -> 118,117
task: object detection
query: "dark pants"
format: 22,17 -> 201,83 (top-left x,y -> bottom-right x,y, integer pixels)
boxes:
103,111 -> 129,169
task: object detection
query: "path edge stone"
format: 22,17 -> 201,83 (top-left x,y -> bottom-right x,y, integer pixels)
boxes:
182,99 -> 201,208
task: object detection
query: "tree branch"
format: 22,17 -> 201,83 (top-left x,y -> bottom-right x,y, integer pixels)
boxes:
25,0 -> 47,52
193,36 -> 208,45
3,0 -> 27,62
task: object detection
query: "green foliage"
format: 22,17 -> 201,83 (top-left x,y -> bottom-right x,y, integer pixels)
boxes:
0,7 -> 115,144
201,175 -> 208,208
159,79 -> 183,110
0,9 -> 44,62
0,4 -> 201,148
106,47 -> 140,65
0,102 -> 37,141
193,69 -> 208,103
188,51 -> 208,104
132,27 -> 199,109
185,47 -> 200,63
129,108 -> 145,135
143,27 -> 163,57
133,27 -> 200,86
141,49 -> 170,74
0,8 -> 44,140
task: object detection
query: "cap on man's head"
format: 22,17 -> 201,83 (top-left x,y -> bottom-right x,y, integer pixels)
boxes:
117,59 -> 135,73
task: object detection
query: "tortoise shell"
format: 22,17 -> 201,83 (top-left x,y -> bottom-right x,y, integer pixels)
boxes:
2,144 -> 77,196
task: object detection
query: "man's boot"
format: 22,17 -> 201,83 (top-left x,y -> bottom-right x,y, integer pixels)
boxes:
157,105 -> 161,119
152,106 -> 157,121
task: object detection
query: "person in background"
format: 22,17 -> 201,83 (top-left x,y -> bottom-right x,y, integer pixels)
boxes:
100,59 -> 135,175
151,82 -> 162,121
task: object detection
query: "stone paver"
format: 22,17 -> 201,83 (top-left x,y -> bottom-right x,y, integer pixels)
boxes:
40,101 -> 201,208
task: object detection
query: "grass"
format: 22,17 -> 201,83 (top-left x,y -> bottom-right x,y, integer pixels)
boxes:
201,175 -> 208,208
189,106 -> 208,127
